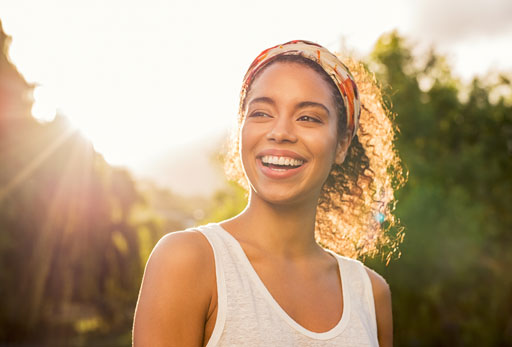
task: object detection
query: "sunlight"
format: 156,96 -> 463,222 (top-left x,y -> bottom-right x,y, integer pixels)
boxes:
1,0 -> 511,190
0,126 -> 78,203
1,1 -> 511,344
32,85 -> 57,122
16,127 -> 95,326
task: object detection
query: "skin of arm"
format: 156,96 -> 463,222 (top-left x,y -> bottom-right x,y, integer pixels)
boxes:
133,231 -> 215,347
365,266 -> 393,347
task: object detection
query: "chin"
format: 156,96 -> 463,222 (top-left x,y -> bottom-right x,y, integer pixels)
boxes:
251,186 -> 315,207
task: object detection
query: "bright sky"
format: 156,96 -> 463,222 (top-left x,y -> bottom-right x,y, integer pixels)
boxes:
1,0 -> 511,170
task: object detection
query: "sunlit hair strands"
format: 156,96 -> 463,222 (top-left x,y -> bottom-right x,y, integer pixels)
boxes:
225,40 -> 406,263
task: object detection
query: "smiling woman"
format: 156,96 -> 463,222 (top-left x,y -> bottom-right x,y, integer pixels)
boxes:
133,40 -> 405,347
240,62 -> 345,206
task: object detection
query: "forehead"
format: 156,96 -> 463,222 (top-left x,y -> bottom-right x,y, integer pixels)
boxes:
245,62 -> 335,106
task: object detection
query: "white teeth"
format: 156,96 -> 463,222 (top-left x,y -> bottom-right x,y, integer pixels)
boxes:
261,155 -> 304,167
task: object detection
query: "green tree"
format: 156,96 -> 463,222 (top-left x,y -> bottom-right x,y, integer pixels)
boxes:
367,31 -> 512,346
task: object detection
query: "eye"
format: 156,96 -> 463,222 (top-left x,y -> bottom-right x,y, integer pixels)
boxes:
249,111 -> 272,118
297,115 -> 321,123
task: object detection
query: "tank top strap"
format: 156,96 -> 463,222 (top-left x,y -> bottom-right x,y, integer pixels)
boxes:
358,260 -> 378,336
192,224 -> 228,347
327,252 -> 379,342
194,223 -> 270,346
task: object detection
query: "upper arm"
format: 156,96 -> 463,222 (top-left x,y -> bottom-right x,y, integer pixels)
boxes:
133,231 -> 215,347
365,266 -> 393,347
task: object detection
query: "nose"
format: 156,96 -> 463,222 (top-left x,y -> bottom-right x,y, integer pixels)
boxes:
266,116 -> 297,143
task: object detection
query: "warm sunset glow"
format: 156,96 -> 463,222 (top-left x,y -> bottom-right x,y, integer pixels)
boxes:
1,0 -> 511,171
1,1 -> 511,344
32,86 -> 57,122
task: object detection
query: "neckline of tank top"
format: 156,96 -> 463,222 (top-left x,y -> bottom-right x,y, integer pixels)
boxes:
206,222 -> 352,340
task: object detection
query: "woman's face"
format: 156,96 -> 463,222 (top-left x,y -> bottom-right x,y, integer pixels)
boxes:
240,62 -> 349,206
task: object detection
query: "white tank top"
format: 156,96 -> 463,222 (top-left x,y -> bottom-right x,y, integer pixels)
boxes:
195,223 -> 379,346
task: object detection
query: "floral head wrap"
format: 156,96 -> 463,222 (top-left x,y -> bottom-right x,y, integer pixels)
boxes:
241,40 -> 361,139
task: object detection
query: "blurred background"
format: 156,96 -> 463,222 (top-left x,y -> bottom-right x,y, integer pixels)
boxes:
0,0 -> 511,346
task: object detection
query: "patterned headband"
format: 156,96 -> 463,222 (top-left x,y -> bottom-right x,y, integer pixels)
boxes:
241,40 -> 361,139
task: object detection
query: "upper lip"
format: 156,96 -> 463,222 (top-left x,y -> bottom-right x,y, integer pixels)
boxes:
256,149 -> 307,162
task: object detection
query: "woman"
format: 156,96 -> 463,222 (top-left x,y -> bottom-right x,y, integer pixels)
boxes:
133,40 -> 404,346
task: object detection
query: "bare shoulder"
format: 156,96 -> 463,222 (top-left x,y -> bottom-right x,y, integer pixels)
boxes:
364,265 -> 393,347
133,229 -> 215,347
149,229 -> 214,270
142,230 -> 215,291
364,265 -> 391,298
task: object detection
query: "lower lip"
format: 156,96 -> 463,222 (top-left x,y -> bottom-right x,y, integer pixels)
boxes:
257,158 -> 307,179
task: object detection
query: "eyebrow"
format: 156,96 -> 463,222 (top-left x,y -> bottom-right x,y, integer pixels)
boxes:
248,96 -> 276,107
248,97 -> 330,115
296,101 -> 331,116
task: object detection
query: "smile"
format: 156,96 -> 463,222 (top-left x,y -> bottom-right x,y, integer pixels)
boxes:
257,155 -> 307,179
261,155 -> 304,169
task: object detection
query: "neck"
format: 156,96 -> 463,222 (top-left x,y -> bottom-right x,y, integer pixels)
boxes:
224,190 -> 323,258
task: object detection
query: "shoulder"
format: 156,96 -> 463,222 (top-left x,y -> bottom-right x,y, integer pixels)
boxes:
140,227 -> 216,306
332,254 -> 391,297
363,265 -> 393,347
133,228 -> 216,346
363,265 -> 391,300
148,229 -> 214,271
319,252 -> 393,345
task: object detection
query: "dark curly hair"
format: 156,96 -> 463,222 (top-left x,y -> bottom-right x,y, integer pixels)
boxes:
224,54 -> 406,262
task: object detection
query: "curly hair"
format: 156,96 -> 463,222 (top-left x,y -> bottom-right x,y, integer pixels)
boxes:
224,54 -> 406,262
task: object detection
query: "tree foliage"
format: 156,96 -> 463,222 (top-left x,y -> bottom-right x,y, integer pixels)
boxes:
366,31 -> 512,346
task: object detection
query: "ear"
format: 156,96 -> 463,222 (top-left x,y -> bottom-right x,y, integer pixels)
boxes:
334,134 -> 351,165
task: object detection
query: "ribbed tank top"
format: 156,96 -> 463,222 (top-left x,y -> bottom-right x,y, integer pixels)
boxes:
195,223 -> 379,347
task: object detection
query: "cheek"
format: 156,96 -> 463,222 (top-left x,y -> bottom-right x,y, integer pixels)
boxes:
239,123 -> 251,159
308,128 -> 339,163
239,122 -> 259,172
240,121 -> 267,154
